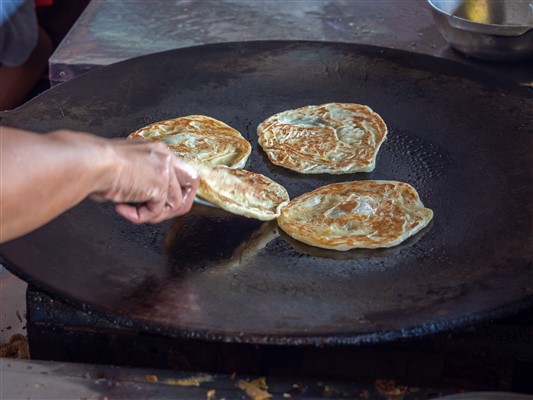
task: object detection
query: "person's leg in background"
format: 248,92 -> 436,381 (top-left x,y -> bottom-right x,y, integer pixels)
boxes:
0,0 -> 90,111
36,0 -> 91,49
0,25 -> 53,110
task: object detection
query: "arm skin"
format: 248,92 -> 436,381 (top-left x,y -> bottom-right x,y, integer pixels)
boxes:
0,126 -> 199,243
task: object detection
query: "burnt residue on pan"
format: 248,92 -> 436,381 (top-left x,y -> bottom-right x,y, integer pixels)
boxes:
0,41 -> 532,345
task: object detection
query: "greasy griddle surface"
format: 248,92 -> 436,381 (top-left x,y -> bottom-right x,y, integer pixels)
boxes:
1,41 -> 532,345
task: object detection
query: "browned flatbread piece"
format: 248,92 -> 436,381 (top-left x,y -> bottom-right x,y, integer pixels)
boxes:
128,115 -> 251,168
194,163 -> 290,221
257,102 -> 387,174
277,180 -> 433,250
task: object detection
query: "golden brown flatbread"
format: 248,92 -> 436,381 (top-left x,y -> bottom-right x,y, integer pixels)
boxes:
277,180 -> 433,250
128,115 -> 251,168
194,163 -> 290,221
257,102 -> 387,174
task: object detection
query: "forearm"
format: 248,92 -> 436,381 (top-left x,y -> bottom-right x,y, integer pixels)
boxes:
0,127 -> 111,242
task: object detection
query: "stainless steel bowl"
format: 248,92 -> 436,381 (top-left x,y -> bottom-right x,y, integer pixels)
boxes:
428,0 -> 533,61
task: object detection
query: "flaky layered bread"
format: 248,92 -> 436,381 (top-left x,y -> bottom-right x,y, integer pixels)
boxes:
277,180 -> 433,250
194,163 -> 290,221
257,103 -> 387,174
128,115 -> 251,168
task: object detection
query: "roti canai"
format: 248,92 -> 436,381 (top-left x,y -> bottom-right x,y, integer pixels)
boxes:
277,180 -> 433,250
257,102 -> 387,174
194,163 -> 290,221
128,115 -> 251,168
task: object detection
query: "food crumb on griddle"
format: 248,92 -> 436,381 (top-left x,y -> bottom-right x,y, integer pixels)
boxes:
164,375 -> 213,386
237,377 -> 272,400
374,379 -> 409,398
0,334 -> 29,359
283,383 -> 303,398
356,389 -> 369,398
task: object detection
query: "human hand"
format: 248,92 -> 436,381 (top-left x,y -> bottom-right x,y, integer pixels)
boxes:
90,139 -> 199,224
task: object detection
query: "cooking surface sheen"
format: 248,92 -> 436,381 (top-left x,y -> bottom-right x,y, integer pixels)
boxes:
0,41 -> 531,345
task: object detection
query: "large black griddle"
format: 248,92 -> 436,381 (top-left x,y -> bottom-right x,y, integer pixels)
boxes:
1,41 -> 532,346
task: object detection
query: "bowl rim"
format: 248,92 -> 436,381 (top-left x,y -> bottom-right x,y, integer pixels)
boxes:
427,0 -> 533,36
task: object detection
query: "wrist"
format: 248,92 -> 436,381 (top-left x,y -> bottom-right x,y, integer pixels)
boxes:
48,129 -> 117,196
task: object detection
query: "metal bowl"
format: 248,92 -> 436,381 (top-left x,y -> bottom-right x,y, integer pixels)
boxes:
428,0 -> 533,61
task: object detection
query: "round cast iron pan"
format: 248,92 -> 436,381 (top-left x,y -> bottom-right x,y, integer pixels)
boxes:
1,41 -> 532,346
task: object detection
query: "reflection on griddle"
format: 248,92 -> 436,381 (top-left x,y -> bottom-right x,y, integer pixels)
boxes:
166,202 -> 433,269
279,221 -> 433,260
215,220 -> 279,273
165,203 -> 273,272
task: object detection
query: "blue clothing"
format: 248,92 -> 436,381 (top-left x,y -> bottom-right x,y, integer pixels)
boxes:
0,0 -> 24,22
0,0 -> 38,66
